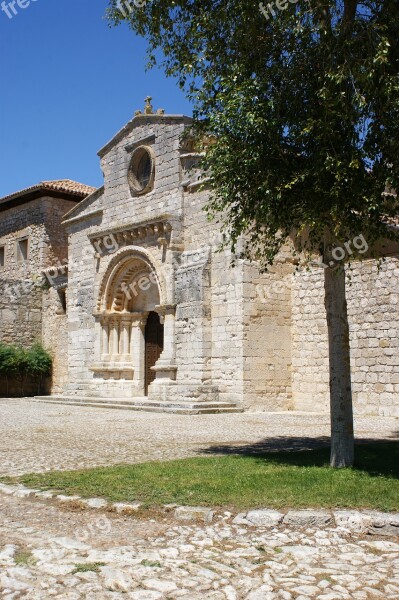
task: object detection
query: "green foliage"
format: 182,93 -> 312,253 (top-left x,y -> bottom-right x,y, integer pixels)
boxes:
25,343 -> 53,379
17,442 -> 399,511
0,344 -> 27,381
0,343 -> 17,379
0,342 -> 52,395
107,0 -> 399,264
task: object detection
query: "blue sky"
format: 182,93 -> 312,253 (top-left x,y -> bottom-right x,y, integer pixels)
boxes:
0,0 -> 192,197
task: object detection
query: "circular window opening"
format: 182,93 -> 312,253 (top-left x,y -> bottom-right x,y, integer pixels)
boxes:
128,146 -> 155,195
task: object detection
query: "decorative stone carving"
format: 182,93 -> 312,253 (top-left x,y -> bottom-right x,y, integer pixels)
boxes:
134,96 -> 165,117
89,220 -> 173,256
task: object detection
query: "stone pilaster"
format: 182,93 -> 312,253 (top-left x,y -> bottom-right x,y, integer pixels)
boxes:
152,304 -> 177,382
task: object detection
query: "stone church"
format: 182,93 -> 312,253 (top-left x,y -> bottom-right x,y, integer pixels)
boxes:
1,99 -> 398,416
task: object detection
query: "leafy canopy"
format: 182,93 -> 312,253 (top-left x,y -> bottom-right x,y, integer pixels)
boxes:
108,0 -> 399,264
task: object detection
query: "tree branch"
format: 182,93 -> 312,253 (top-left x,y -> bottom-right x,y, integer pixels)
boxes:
340,0 -> 359,37
315,1 -> 332,35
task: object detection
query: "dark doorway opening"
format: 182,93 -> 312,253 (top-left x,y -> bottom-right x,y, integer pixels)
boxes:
145,311 -> 164,395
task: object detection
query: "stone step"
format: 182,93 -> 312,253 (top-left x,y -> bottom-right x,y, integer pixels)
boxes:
34,395 -> 238,409
33,396 -> 244,414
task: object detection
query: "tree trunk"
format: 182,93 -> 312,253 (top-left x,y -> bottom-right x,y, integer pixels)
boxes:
324,262 -> 354,468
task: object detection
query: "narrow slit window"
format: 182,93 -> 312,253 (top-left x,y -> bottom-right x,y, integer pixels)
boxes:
0,246 -> 4,267
58,289 -> 67,313
17,238 -> 29,264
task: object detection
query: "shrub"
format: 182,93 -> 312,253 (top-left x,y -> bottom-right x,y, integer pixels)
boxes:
0,342 -> 52,396
0,343 -> 16,395
26,343 -> 53,393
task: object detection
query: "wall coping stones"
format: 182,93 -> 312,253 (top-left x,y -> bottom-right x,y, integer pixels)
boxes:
0,482 -> 397,536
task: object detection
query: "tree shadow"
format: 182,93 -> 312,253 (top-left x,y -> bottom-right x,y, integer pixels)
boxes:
199,436 -> 399,478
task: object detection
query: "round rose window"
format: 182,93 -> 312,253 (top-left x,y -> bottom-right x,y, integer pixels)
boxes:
128,146 -> 155,195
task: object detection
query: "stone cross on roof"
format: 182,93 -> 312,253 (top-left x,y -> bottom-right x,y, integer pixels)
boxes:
135,97 -> 165,117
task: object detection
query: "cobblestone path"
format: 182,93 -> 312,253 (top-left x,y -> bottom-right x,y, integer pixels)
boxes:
0,399 -> 398,477
1,493 -> 399,600
1,400 -> 398,599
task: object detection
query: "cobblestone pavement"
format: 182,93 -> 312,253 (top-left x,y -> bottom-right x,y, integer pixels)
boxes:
0,399 -> 398,477
0,493 -> 398,600
0,400 -> 398,599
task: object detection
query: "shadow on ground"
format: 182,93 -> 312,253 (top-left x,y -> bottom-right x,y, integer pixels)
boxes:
200,437 -> 399,478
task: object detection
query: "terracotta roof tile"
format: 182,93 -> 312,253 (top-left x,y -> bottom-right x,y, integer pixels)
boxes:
0,179 -> 96,204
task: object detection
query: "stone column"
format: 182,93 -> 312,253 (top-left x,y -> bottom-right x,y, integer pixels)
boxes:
153,304 -> 177,382
110,318 -> 120,359
130,312 -> 148,392
120,316 -> 131,361
101,317 -> 110,360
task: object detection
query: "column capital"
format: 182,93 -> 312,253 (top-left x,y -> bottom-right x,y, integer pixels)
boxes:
120,313 -> 133,324
93,311 -> 106,322
155,304 -> 176,317
131,311 -> 149,329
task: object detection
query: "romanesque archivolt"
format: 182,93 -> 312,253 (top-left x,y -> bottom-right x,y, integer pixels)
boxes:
96,246 -> 167,314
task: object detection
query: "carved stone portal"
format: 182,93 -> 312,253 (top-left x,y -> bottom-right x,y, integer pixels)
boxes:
91,253 -> 176,396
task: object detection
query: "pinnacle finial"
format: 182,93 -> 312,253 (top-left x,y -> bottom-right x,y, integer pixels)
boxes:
144,96 -> 153,114
134,97 -> 165,117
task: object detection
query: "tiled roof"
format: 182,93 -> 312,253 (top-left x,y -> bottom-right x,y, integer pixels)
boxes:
0,179 -> 96,204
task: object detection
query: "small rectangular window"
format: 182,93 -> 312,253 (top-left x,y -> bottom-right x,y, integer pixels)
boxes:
0,246 -> 4,267
17,238 -> 29,264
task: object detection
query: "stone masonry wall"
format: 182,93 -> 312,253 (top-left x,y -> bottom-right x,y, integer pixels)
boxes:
64,215 -> 101,395
243,261 -> 293,411
41,287 -> 69,394
0,196 -> 77,393
292,256 -> 399,417
41,198 -> 78,393
0,199 -> 46,347
181,187 -> 245,405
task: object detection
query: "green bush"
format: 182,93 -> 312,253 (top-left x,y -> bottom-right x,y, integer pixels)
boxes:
0,343 -> 17,394
26,343 -> 53,393
0,342 -> 52,395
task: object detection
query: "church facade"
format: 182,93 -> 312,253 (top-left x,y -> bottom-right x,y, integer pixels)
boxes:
56,100 -> 293,413
1,100 -> 398,416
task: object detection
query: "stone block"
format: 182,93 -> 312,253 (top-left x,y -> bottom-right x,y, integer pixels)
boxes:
245,509 -> 284,527
81,497 -> 109,509
113,502 -> 142,514
333,510 -> 372,533
174,506 -> 214,523
363,511 -> 399,537
283,509 -> 332,528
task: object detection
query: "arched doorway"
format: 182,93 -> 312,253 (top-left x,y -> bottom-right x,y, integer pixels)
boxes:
94,251 -> 162,395
145,311 -> 164,395
94,247 -> 176,398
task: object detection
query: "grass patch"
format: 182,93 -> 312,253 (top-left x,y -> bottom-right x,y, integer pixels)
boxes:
140,559 -> 162,568
14,550 -> 36,567
73,562 -> 105,574
15,442 -> 399,512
